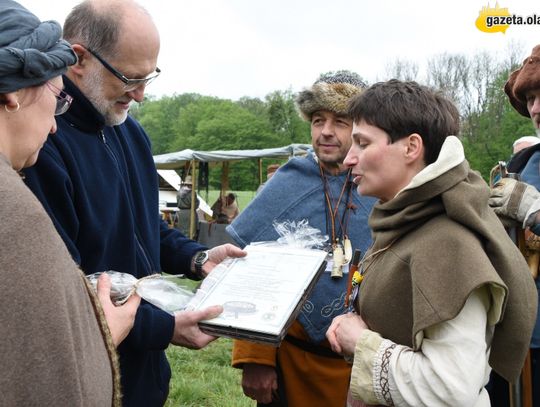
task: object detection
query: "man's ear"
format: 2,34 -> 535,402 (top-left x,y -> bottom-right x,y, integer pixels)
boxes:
69,44 -> 90,76
404,133 -> 424,163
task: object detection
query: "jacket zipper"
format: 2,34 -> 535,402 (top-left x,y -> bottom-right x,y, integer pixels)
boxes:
99,130 -> 154,274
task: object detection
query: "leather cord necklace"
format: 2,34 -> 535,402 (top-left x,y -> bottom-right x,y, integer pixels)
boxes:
319,164 -> 354,278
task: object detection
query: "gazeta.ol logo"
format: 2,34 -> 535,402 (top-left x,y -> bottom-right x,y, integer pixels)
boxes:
476,2 -> 540,33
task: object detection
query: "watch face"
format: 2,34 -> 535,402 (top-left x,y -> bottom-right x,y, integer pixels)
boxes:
196,251 -> 209,265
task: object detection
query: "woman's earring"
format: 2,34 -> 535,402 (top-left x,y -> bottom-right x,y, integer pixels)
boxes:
4,102 -> 20,113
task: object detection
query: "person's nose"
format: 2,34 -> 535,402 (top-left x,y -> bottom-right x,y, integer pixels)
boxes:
343,146 -> 357,168
127,84 -> 146,103
321,120 -> 335,136
530,96 -> 540,116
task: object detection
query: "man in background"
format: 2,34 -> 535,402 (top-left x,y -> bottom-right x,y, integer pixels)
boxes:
489,44 -> 540,407
227,71 -> 376,406
513,135 -> 540,153
212,192 -> 240,224
176,175 -> 200,237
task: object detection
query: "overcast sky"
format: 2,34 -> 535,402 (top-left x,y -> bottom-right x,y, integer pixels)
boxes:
20,0 -> 540,100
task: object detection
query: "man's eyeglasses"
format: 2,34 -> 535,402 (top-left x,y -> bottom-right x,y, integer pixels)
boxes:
46,82 -> 73,116
85,47 -> 161,91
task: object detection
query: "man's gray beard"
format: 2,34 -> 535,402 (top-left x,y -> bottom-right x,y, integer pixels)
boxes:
81,69 -> 128,126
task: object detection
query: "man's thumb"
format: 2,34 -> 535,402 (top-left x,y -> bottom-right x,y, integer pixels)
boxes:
96,273 -> 112,303
199,304 -> 223,320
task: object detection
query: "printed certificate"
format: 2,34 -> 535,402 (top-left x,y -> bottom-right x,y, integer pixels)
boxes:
187,244 -> 327,345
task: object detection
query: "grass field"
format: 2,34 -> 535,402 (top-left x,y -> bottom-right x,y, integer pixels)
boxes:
165,340 -> 254,407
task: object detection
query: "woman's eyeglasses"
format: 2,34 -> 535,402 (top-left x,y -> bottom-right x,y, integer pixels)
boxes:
46,82 -> 73,116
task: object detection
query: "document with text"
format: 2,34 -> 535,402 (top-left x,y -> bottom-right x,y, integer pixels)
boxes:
187,244 -> 327,345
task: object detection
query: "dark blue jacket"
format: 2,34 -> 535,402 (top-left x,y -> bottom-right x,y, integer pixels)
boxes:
24,76 -> 206,406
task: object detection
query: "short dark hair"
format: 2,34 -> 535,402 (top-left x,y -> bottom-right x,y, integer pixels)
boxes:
347,80 -> 460,165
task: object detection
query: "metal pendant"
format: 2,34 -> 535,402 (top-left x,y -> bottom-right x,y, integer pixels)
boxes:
331,244 -> 344,279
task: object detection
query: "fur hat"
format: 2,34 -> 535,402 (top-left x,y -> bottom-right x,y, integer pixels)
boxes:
296,70 -> 366,121
504,45 -> 540,118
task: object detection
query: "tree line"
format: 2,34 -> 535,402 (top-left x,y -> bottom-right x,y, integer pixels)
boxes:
131,43 -> 536,191
130,90 -> 310,190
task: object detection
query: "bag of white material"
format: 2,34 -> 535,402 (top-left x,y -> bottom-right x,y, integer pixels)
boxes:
87,271 -> 194,314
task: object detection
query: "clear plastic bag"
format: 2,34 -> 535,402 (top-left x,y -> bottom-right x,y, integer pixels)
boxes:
272,219 -> 328,249
87,271 -> 194,314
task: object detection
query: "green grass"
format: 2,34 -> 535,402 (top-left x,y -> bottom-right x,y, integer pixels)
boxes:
165,340 -> 254,407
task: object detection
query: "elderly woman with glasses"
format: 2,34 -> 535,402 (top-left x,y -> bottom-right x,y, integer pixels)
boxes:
0,1 -> 140,405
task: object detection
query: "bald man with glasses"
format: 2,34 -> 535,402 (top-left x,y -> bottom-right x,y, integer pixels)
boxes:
23,1 -> 245,406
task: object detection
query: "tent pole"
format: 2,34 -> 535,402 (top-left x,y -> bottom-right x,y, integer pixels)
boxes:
190,159 -> 197,239
221,162 -> 229,196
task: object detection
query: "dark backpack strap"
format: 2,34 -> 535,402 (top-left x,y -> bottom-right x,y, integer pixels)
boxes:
507,143 -> 540,173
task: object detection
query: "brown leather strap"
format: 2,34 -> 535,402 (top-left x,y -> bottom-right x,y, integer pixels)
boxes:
508,181 -> 527,217
284,334 -> 343,359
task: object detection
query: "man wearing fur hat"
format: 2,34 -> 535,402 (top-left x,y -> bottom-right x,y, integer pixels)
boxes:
227,71 -> 376,406
489,44 -> 540,406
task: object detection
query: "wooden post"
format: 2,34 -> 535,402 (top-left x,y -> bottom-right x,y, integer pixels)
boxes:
512,230 -> 534,407
221,162 -> 230,196
521,350 -> 533,407
189,159 -> 197,239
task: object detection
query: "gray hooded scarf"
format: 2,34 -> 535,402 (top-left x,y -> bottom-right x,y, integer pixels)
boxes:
0,0 -> 76,92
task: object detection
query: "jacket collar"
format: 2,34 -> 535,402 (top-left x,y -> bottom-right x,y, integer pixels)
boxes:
61,75 -> 106,133
397,135 -> 465,197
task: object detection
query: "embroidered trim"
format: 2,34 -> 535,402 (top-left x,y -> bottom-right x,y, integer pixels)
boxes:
373,340 -> 397,406
81,270 -> 122,406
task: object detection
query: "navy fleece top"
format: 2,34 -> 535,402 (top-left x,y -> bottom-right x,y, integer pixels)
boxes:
24,76 -> 206,407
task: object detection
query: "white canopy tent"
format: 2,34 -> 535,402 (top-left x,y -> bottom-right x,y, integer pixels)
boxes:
153,144 -> 311,170
153,144 -> 311,239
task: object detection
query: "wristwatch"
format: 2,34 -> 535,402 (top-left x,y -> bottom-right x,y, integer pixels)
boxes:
193,250 -> 209,279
